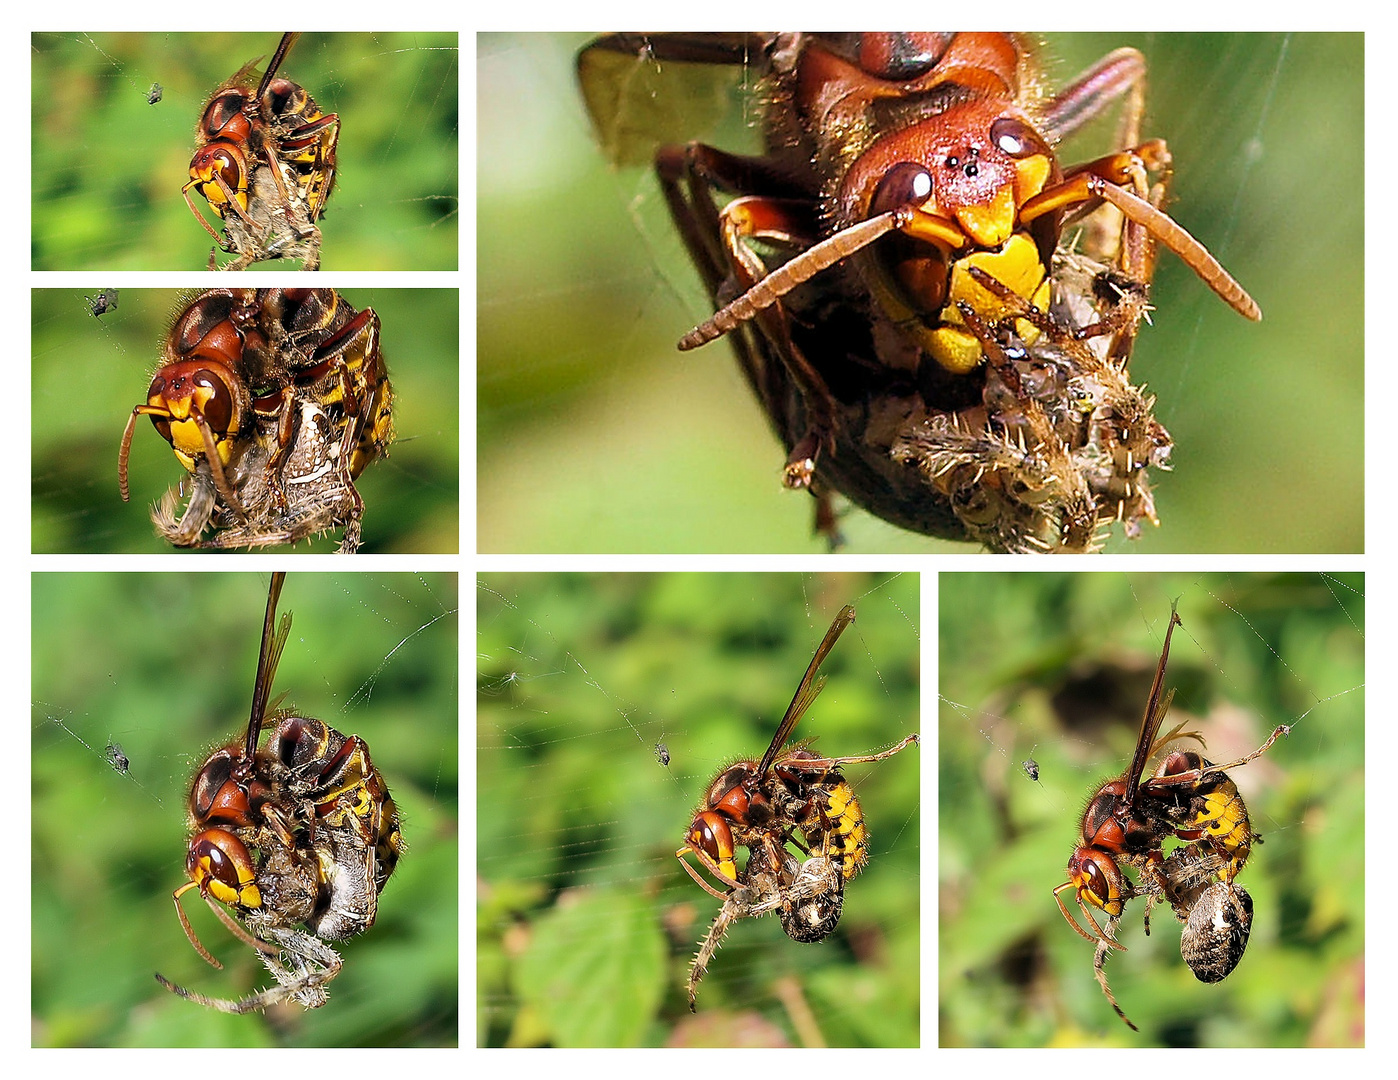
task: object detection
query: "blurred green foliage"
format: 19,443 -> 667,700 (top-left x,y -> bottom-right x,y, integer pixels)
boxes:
939,572 -> 1364,1046
478,572 -> 920,1046
478,33 -> 1361,553
33,32 -> 458,270
32,572 -> 459,1047
31,288 -> 459,553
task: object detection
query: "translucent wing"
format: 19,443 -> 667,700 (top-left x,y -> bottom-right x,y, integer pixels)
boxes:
757,606 -> 854,778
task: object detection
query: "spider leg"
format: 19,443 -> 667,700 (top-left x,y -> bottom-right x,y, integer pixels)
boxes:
156,928 -> 343,1013
1093,914 -> 1138,1031
688,891 -> 745,1011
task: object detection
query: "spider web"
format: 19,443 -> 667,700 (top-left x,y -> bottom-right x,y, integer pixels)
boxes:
938,570 -> 1365,1047
476,571 -> 921,1047
31,572 -> 460,1047
31,31 -> 459,271
477,33 -> 1362,555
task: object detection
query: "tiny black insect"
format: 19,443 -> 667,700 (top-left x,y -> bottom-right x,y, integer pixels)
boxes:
105,741 -> 130,774
87,288 -> 119,317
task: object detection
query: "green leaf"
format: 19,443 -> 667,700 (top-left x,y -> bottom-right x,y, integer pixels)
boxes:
515,887 -> 665,1046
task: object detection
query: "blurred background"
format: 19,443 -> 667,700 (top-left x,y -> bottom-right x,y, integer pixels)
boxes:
31,572 -> 459,1046
939,571 -> 1364,1046
32,288 -> 459,553
32,32 -> 458,270
477,572 -> 920,1046
478,33 -> 1362,553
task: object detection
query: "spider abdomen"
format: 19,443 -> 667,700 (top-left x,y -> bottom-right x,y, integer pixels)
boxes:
780,856 -> 845,942
1180,880 -> 1253,983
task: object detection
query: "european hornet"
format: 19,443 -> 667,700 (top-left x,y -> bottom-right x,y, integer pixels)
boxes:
184,32 -> 339,271
677,605 -> 918,1009
155,571 -> 404,1013
578,34 -> 1260,551
1052,603 -> 1287,1029
118,288 -> 394,553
